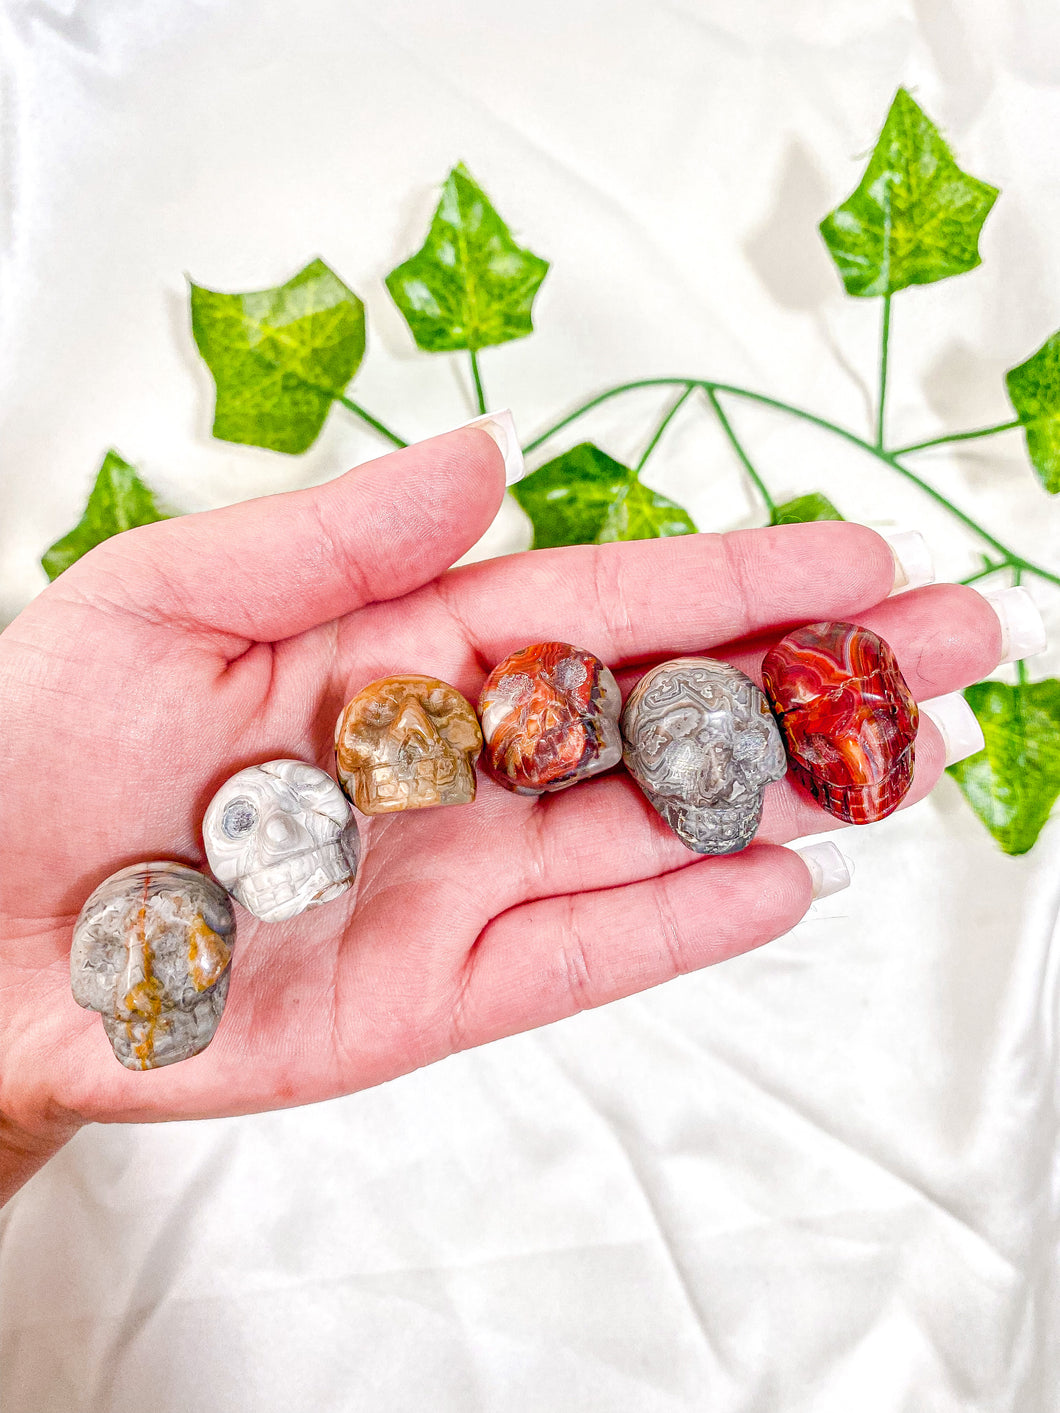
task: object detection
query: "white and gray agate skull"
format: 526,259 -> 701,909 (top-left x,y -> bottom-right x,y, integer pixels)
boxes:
202,760 -> 360,922
71,862 -> 236,1070
621,657 -> 787,854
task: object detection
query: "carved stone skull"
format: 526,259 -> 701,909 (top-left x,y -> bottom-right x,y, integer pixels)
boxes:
70,862 -> 236,1070
202,760 -> 360,922
621,657 -> 787,854
478,641 -> 622,794
335,675 -> 483,814
761,621 -> 919,824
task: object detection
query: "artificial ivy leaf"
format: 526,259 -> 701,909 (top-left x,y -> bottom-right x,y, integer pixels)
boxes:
1005,331 -> 1060,493
386,163 -> 549,352
771,492 -> 844,525
512,442 -> 696,549
190,258 -> 365,455
947,679 -> 1060,855
819,87 -> 998,298
513,443 -> 629,548
41,450 -> 174,581
597,480 -> 697,542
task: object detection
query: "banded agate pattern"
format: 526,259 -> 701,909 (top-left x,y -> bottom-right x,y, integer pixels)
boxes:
762,621 -> 918,824
336,675 -> 482,814
621,657 -> 787,854
203,761 -> 360,922
479,641 -> 622,794
71,862 -> 236,1070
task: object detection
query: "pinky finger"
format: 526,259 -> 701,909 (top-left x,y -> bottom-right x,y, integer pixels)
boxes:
451,843 -> 818,1052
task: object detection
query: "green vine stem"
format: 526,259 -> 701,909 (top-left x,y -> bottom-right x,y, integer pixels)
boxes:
893,418 -> 1022,456
876,293 -> 892,451
469,349 -> 488,416
335,394 -> 408,449
1013,566 -> 1030,688
960,558 -> 1007,586
524,377 -> 1060,590
705,387 -> 778,520
636,386 -> 694,473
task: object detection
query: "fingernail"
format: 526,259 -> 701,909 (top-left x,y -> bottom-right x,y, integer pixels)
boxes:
794,841 -> 853,900
920,692 -> 985,766
878,528 -> 935,594
979,585 -> 1048,665
458,409 -> 524,486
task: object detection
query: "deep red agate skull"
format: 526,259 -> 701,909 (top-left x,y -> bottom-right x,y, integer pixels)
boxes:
478,641 -> 622,794
761,621 -> 919,824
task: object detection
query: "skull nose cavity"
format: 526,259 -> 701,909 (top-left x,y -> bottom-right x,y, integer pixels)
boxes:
395,698 -> 441,750
669,740 -> 700,776
398,731 -> 433,765
263,813 -> 298,845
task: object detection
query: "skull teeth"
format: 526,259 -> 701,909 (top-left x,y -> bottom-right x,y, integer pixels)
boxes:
236,856 -> 354,922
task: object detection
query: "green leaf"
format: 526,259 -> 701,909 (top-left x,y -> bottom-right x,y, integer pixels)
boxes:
512,442 -> 696,549
947,679 -> 1060,854
1005,331 -> 1060,493
771,492 -> 844,525
42,450 -> 174,581
819,87 -> 998,298
385,163 -> 549,353
597,480 -> 698,542
190,258 -> 365,455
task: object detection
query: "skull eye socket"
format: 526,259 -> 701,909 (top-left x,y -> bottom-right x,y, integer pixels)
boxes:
732,729 -> 763,761
426,688 -> 455,717
361,701 -> 396,729
667,708 -> 702,739
221,798 -> 258,838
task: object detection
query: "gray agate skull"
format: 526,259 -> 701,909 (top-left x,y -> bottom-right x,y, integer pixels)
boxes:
202,760 -> 360,922
621,657 -> 786,854
71,862 -> 236,1070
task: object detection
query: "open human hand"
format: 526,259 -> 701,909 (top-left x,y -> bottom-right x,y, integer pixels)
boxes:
0,426 -> 1005,1200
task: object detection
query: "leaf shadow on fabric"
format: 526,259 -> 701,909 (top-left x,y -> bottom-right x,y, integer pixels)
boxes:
920,340 -> 1011,433
918,341 -> 1030,494
744,141 -> 834,314
743,140 -> 874,429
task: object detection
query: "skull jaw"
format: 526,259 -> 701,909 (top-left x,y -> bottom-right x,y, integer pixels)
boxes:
230,830 -> 361,922
622,737 -> 777,853
788,747 -> 915,824
101,970 -> 230,1070
349,757 -> 477,814
652,791 -> 766,856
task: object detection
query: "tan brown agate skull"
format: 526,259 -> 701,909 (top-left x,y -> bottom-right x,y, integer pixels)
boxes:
335,674 -> 483,814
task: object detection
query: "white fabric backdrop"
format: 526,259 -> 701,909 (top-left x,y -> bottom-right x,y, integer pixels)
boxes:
1,1 -> 1059,1408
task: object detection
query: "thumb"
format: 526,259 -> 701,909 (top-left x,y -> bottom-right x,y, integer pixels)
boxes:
61,421 -> 512,646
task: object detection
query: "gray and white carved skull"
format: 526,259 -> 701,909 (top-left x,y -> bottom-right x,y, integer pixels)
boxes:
621,657 -> 787,854
70,861 -> 236,1070
202,760 -> 360,922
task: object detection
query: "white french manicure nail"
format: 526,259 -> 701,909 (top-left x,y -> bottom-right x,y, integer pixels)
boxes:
794,841 -> 853,900
980,585 -> 1048,665
458,409 -> 524,485
878,528 -> 935,594
920,692 -> 985,766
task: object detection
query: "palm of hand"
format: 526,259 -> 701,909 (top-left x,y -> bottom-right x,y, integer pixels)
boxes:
1,519 -> 581,1127
0,428 -> 999,1146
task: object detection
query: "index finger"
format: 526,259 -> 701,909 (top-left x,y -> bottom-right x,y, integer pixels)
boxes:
438,521 -> 910,666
